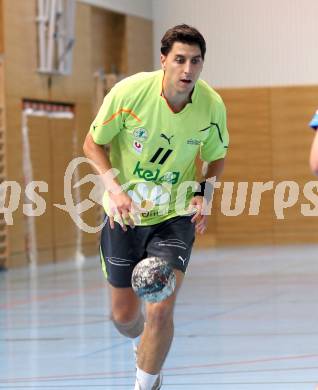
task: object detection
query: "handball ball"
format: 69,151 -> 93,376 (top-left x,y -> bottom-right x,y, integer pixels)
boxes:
131,257 -> 176,303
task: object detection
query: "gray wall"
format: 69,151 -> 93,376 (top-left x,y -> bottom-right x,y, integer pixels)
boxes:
152,0 -> 318,88
78,0 -> 152,20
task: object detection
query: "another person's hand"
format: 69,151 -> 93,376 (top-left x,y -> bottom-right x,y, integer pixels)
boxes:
310,131 -> 318,175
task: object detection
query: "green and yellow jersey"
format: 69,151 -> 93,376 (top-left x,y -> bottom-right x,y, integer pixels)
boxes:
90,70 -> 229,225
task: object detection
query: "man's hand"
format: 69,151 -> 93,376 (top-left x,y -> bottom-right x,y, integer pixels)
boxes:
189,196 -> 208,234
108,192 -> 138,231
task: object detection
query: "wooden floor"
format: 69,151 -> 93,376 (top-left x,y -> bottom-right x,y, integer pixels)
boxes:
1,245 -> 318,389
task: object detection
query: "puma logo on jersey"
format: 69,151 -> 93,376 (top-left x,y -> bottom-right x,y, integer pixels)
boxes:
178,256 -> 187,266
160,133 -> 174,145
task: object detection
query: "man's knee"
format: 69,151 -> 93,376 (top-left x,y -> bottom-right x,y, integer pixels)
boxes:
112,311 -> 145,338
146,301 -> 174,329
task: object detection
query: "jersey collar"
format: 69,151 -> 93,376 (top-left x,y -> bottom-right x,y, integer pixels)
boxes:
159,70 -> 198,113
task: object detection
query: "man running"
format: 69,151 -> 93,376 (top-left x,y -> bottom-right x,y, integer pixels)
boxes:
83,24 -> 229,389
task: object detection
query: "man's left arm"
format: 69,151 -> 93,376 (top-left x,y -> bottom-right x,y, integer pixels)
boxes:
190,158 -> 225,234
205,158 -> 225,180
192,97 -> 229,234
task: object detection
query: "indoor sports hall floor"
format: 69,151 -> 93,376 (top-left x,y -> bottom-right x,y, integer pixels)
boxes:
1,245 -> 318,389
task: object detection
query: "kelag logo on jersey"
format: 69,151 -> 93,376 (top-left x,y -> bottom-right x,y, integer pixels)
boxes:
133,161 -> 180,184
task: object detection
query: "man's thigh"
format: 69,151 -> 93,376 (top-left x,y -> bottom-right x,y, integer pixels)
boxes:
109,284 -> 141,320
144,269 -> 185,321
146,216 -> 195,274
100,218 -> 148,288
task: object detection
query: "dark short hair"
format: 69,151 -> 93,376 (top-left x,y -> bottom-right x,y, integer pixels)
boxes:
161,24 -> 206,60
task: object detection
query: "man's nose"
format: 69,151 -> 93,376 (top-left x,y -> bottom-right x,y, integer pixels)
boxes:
183,61 -> 193,75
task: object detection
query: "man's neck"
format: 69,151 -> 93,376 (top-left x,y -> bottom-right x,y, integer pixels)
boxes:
162,82 -> 192,113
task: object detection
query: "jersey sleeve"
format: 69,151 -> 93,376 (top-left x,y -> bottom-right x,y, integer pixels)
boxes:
309,110 -> 318,130
200,100 -> 229,163
89,86 -> 124,145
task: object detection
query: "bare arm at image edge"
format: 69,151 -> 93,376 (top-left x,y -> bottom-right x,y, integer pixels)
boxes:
309,110 -> 318,175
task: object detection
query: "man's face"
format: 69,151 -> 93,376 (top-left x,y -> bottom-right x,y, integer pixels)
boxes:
161,42 -> 204,95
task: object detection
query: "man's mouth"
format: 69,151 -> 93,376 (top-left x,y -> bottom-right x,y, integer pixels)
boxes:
180,79 -> 192,85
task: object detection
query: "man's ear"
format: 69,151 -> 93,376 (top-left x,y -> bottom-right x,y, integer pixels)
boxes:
160,54 -> 166,70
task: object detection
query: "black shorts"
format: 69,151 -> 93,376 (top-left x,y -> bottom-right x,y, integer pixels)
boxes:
99,215 -> 195,288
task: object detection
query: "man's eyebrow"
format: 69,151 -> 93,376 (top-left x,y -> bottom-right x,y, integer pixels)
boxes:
174,54 -> 202,58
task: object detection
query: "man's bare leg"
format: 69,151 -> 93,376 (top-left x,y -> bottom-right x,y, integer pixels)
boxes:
110,285 -> 144,337
137,270 -> 184,374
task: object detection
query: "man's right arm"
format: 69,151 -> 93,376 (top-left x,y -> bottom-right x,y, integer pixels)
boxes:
82,133 -> 134,230
83,133 -> 121,191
